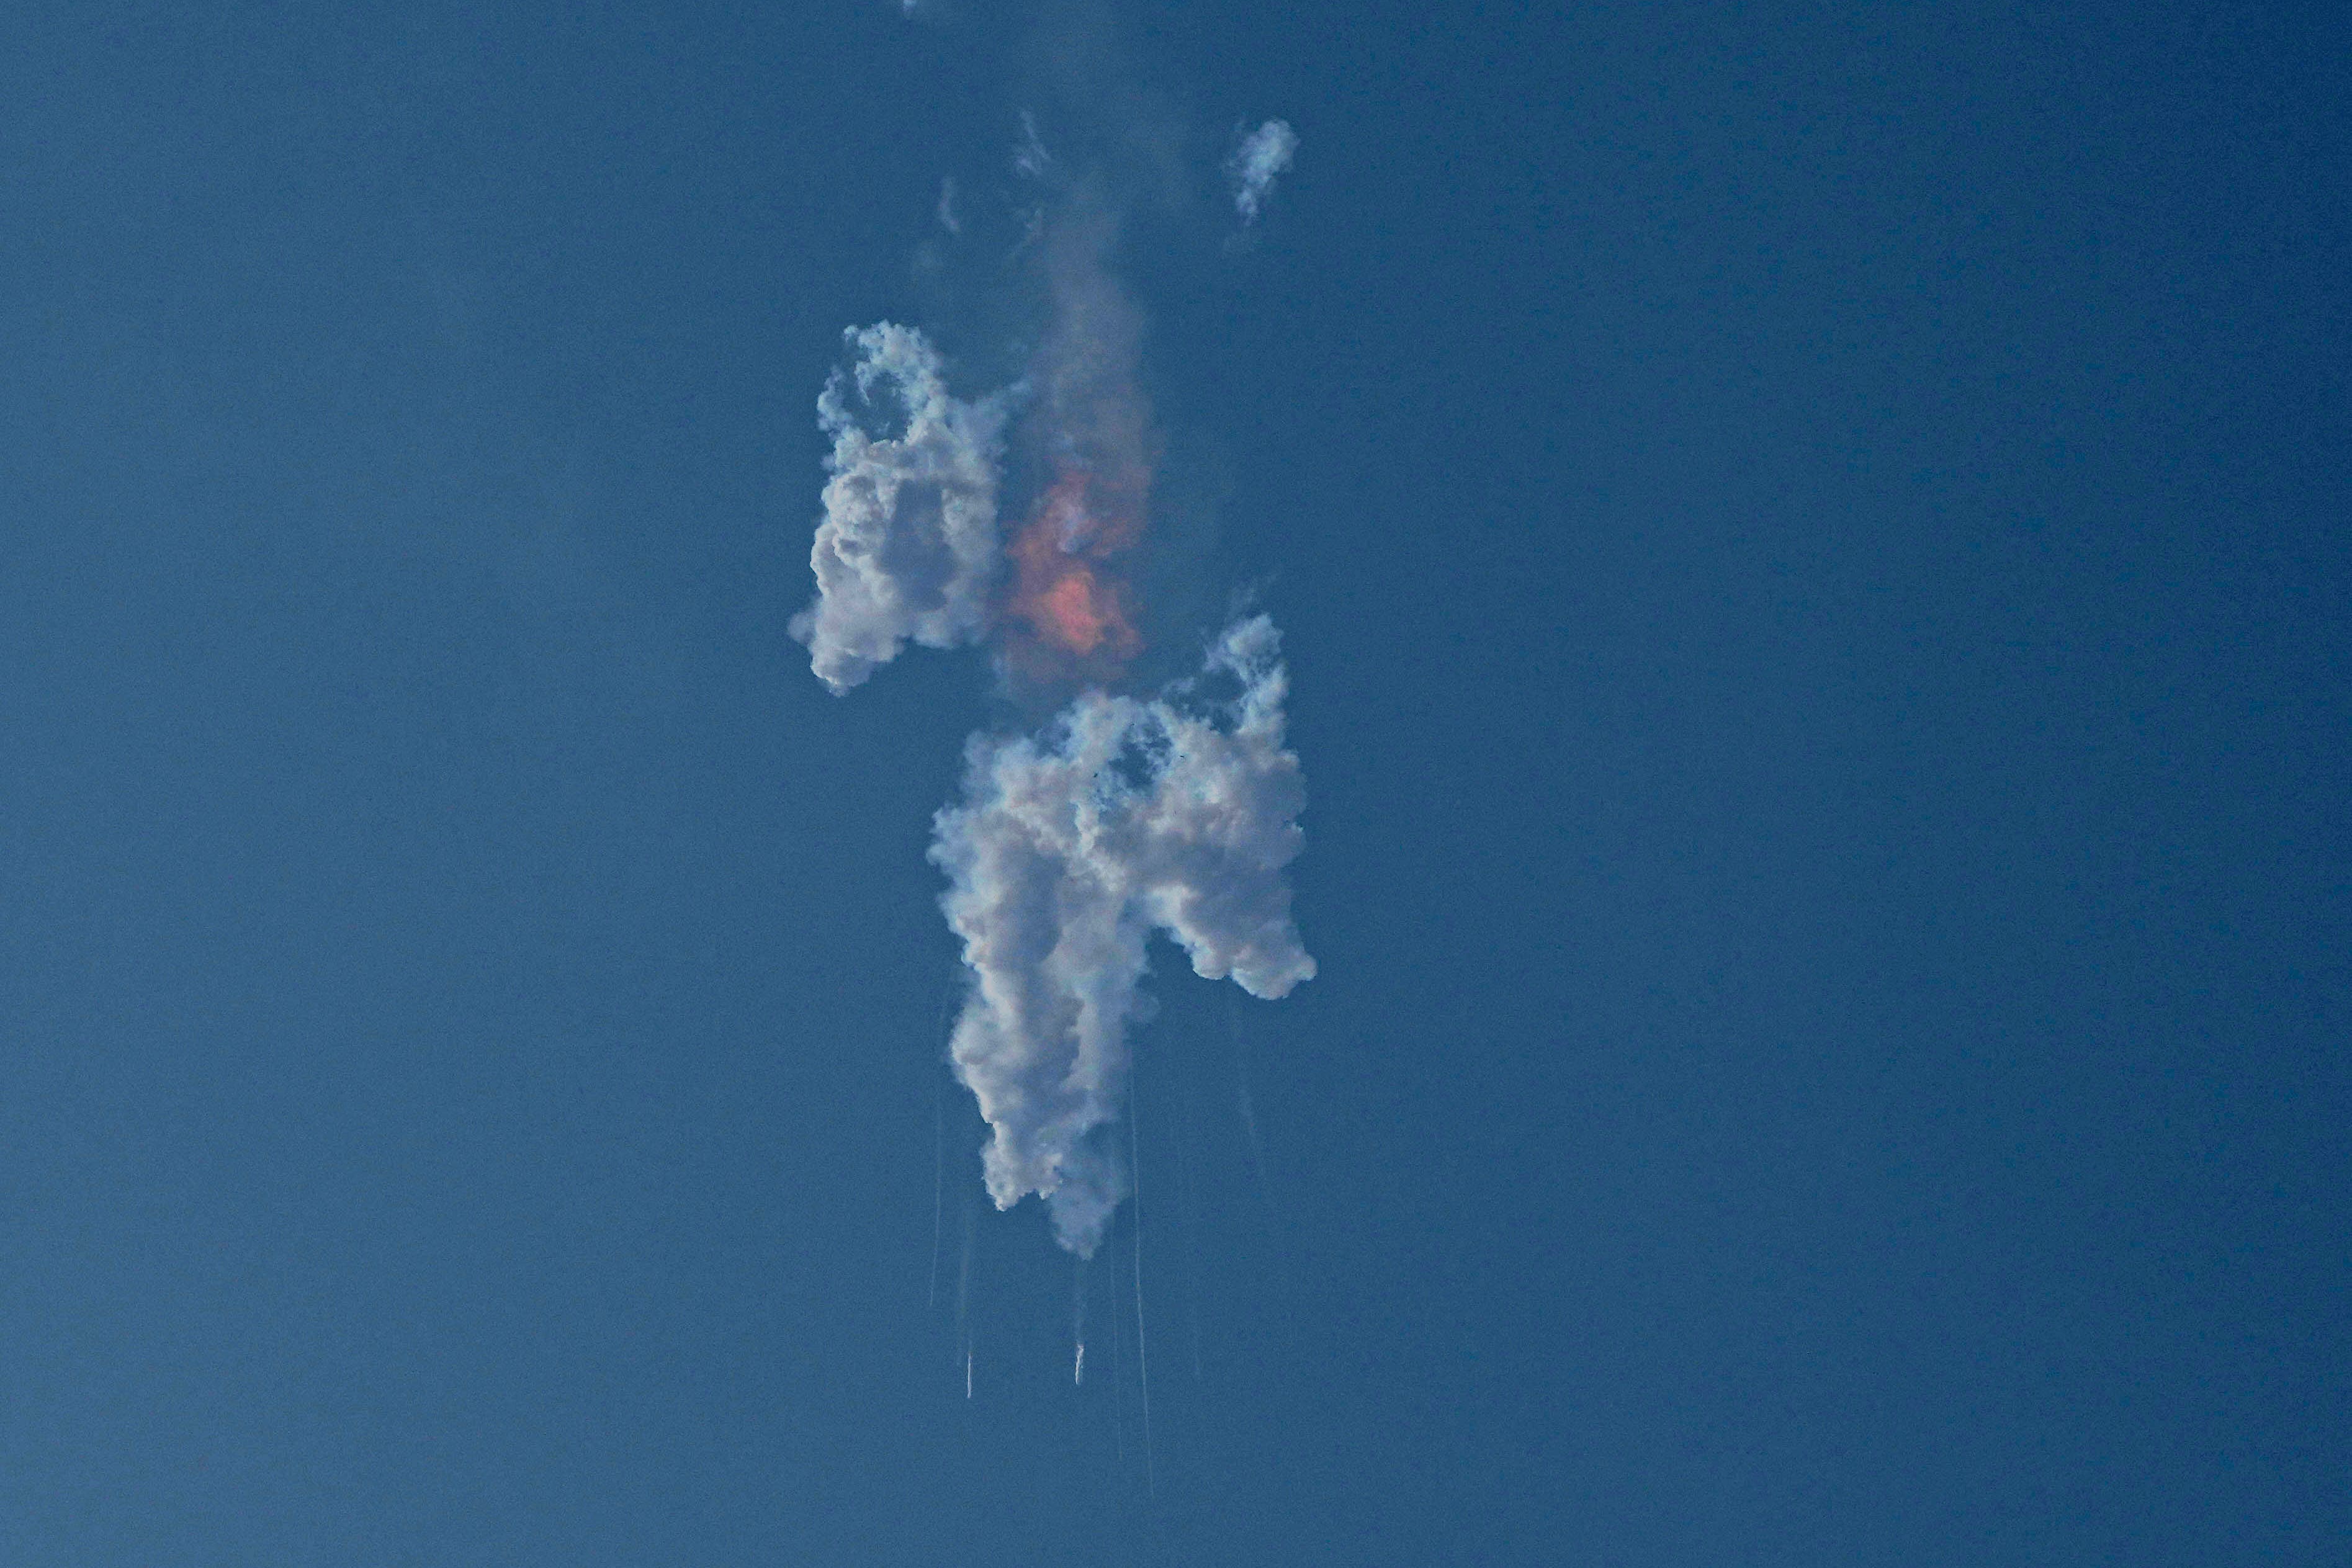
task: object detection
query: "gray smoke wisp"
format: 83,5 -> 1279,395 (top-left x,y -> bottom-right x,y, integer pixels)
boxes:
1229,120 -> 1298,223
791,323 -> 1013,694
929,616 -> 1315,1257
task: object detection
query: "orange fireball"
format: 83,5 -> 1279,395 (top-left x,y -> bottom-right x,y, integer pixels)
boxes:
1003,464 -> 1144,680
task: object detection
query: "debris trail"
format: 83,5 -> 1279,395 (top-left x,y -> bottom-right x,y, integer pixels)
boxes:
928,1066 -> 946,1309
955,1191 -> 976,1395
1111,1235 -> 1128,1467
1131,1096 -> 1156,1499
1172,1047 -> 1206,1381
927,977 -> 957,1309
1074,1256 -> 1088,1386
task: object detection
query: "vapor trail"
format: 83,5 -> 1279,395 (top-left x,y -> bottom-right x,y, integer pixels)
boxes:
1232,992 -> 1279,1232
1110,1237 -> 1128,1467
928,1065 -> 945,1310
1170,1051 -> 1205,1381
1073,1255 -> 1088,1386
1130,1097 -> 1154,1498
1237,1049 -> 1267,1185
955,1189 -> 976,1392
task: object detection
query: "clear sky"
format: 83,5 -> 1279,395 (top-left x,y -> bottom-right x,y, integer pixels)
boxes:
3,2 -> 2346,1564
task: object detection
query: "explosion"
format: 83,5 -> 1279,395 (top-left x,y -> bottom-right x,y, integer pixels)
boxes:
1003,462 -> 1146,683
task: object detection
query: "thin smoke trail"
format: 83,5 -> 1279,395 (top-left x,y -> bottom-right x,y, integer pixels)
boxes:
956,1190 -> 976,1395
928,1067 -> 945,1310
1170,1042 -> 1205,1382
1074,1255 -> 1088,1386
927,975 -> 956,1309
1110,1229 -> 1128,1467
1237,1065 -> 1261,1173
1232,990 -> 1280,1234
1130,1095 -> 1155,1499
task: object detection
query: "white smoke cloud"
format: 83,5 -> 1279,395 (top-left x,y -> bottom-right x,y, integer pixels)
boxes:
791,323 -> 1013,694
1229,120 -> 1298,223
930,615 -> 1316,1256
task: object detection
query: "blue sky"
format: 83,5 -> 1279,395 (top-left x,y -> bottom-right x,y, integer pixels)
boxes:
2,2 -> 2346,1563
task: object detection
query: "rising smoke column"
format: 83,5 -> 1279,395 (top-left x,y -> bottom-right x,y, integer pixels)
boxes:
930,616 -> 1315,1257
792,323 -> 1013,694
999,196 -> 1154,689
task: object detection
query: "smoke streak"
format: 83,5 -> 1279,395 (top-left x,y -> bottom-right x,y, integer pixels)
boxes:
1130,1085 -> 1155,1497
955,1188 -> 976,1389
792,324 -> 1012,694
931,616 -> 1314,1257
1171,1052 -> 1206,1381
1229,120 -> 1298,223
1111,1230 -> 1128,1466
928,1065 -> 945,1309
1074,1255 -> 1088,1385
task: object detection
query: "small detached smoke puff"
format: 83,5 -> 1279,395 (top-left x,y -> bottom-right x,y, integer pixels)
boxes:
1229,120 -> 1299,223
930,616 -> 1315,1257
792,325 -> 1012,695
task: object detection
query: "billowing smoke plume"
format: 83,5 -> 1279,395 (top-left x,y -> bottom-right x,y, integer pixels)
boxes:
792,323 -> 1013,694
797,110 -> 1313,1260
1229,120 -> 1298,223
930,616 -> 1314,1255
